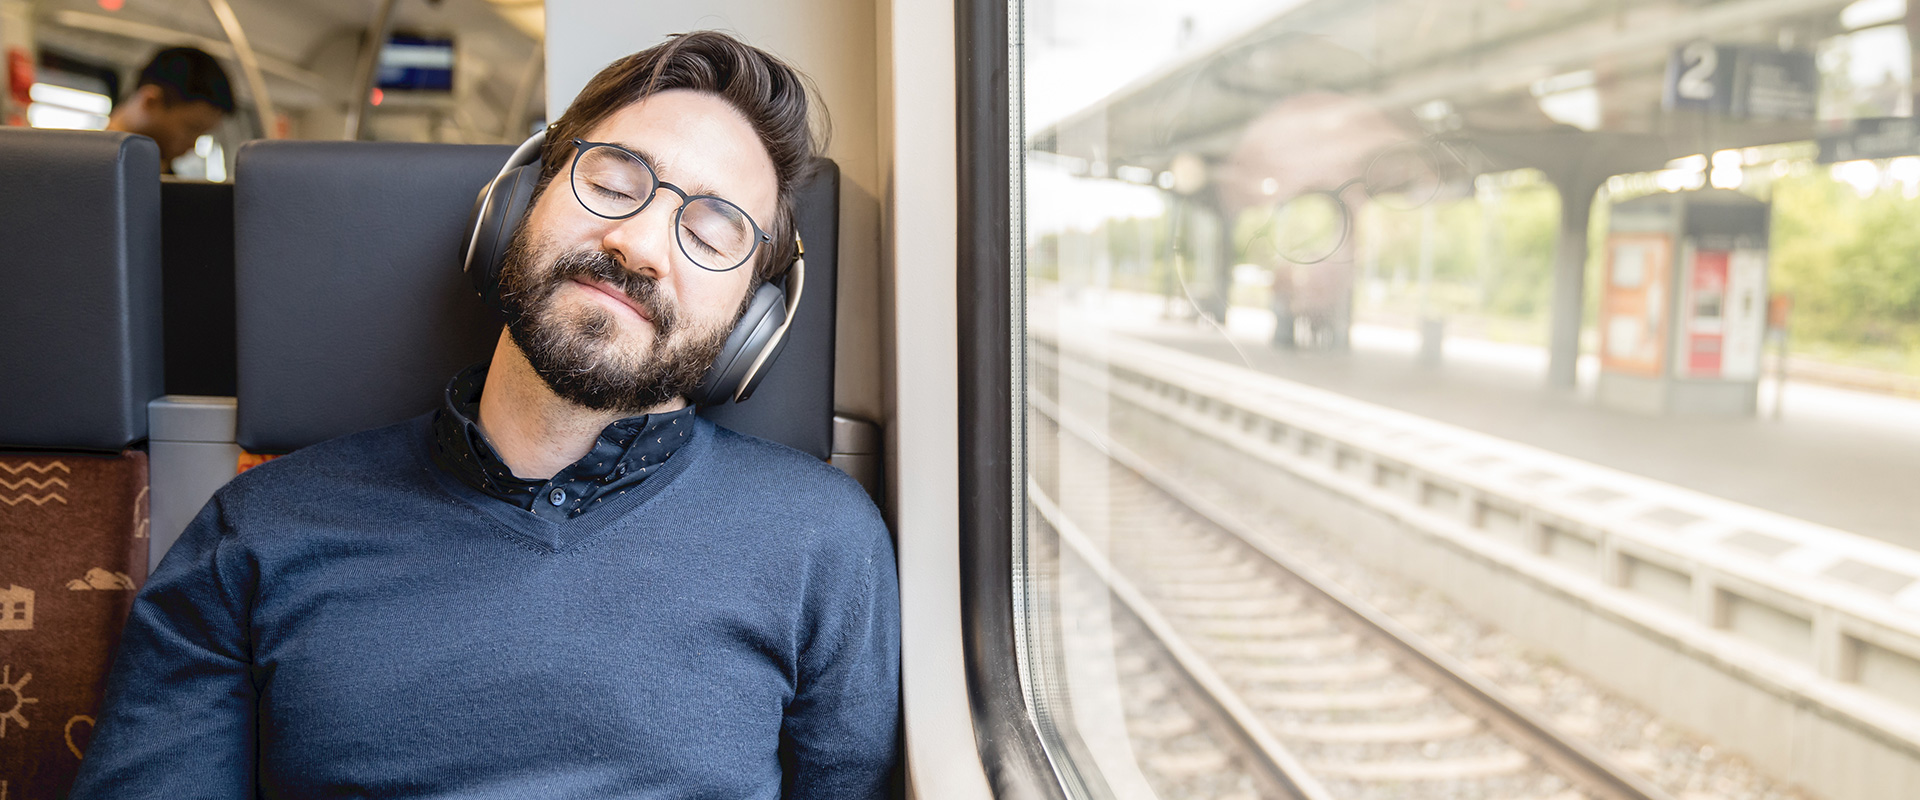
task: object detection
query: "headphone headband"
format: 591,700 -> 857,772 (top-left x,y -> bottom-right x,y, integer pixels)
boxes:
502,128 -> 549,172
463,129 -> 547,279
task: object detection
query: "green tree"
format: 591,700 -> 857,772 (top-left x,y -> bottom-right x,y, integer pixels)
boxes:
1772,171 -> 1920,369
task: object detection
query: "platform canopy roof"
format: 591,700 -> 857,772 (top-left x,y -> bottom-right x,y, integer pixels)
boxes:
1033,0 -> 1865,210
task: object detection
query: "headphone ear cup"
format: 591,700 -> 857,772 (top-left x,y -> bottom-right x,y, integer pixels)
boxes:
692,281 -> 788,406
732,319 -> 791,404
464,164 -> 539,311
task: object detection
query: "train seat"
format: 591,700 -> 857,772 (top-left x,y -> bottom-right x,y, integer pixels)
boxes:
145,141 -> 851,567
0,128 -> 163,795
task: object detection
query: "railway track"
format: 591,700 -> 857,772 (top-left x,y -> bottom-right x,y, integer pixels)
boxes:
1028,398 -> 1676,800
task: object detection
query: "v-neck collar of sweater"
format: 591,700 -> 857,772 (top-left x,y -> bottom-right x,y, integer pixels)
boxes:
429,362 -> 697,522
417,412 -> 711,554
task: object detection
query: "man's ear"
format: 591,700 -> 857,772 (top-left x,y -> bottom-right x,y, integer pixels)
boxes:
135,84 -> 169,112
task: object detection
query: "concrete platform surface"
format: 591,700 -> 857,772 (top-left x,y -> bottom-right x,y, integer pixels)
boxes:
1036,290 -> 1920,551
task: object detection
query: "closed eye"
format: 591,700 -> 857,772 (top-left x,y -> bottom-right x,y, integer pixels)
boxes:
587,179 -> 638,204
681,222 -> 723,256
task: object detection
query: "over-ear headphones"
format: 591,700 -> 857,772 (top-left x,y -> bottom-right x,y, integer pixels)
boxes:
463,129 -> 804,406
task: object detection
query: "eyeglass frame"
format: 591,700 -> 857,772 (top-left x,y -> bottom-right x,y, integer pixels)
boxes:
1246,135 -> 1480,266
564,137 -> 774,273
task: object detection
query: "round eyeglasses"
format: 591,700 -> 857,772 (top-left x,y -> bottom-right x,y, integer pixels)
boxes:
1247,138 -> 1465,266
567,138 -> 772,273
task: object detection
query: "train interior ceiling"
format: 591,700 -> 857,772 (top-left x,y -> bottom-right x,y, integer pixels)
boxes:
15,0 -> 543,149
6,0 -> 1920,799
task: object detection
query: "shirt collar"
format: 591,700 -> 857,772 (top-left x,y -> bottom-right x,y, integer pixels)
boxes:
429,362 -> 697,519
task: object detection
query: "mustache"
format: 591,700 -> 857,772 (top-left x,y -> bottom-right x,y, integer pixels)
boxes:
545,249 -> 677,336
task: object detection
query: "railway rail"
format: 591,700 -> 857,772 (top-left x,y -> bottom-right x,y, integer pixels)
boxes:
1028,397 -> 1675,800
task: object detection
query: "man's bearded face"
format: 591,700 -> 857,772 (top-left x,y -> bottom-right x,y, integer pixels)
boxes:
496,228 -> 738,413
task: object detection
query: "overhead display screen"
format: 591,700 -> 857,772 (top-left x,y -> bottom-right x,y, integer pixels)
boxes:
377,35 -> 454,92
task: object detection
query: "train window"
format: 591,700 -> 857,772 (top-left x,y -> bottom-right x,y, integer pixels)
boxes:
990,0 -> 1920,798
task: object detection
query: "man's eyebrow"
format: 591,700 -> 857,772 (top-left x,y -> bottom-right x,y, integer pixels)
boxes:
616,142 -> 724,198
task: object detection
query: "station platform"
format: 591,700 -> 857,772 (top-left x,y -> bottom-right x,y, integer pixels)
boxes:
1039,289 -> 1920,551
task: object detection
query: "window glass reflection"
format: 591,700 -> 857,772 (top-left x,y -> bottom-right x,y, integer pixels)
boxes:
1017,1 -> 1920,798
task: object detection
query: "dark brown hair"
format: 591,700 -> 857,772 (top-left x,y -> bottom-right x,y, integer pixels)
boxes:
541,31 -> 823,287
134,46 -> 235,113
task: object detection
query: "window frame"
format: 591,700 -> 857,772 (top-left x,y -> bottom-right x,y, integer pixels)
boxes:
954,0 -> 1069,797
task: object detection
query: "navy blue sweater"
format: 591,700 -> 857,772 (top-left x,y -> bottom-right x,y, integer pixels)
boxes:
69,415 -> 900,799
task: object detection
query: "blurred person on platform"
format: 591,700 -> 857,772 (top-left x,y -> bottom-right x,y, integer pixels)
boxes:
106,47 -> 234,167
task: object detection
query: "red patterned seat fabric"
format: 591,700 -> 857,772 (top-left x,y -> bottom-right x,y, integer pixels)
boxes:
0,451 -> 149,797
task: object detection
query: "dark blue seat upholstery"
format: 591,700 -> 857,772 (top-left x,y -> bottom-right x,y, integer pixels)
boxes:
0,129 -> 163,451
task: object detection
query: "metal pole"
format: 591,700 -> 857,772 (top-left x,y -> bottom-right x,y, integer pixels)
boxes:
1478,178 -> 1498,311
1417,201 -> 1442,365
1546,175 -> 1598,389
1211,199 -> 1233,324
53,11 -> 327,93
343,0 -> 401,141
1417,201 -> 1436,319
205,0 -> 276,138
1773,325 -> 1789,420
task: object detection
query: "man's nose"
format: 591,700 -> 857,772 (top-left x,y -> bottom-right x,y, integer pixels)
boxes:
599,190 -> 679,279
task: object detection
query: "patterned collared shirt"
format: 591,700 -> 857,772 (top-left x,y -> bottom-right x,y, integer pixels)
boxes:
429,363 -> 696,520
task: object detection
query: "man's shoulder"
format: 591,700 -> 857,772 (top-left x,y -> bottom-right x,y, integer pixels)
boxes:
699,421 -> 882,527
695,422 -> 895,605
216,415 -> 430,508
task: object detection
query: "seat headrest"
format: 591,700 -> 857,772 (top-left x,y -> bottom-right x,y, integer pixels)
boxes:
0,129 -> 163,451
701,160 -> 839,459
234,140 -> 507,453
233,140 -> 841,459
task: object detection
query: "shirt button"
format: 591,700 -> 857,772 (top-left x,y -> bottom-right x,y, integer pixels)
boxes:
548,488 -> 567,506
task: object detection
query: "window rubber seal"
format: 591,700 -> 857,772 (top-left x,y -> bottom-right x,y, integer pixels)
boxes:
955,0 -> 1072,797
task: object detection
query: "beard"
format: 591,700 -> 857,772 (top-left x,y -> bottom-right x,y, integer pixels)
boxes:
496,231 -> 735,413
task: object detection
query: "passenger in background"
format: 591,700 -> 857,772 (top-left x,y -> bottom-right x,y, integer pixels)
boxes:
71,31 -> 898,800
105,47 -> 233,167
